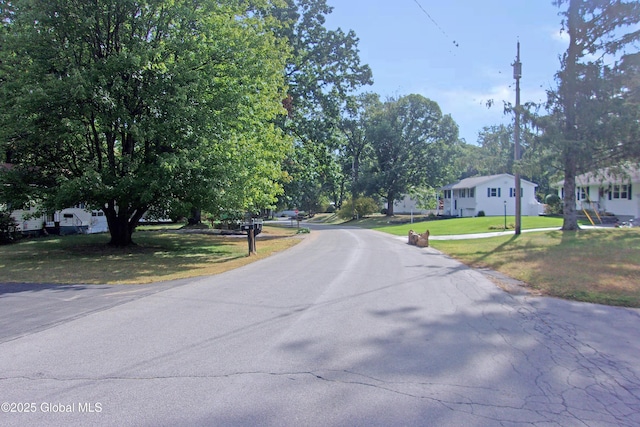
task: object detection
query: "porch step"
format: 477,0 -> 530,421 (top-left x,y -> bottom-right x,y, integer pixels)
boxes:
577,214 -> 618,224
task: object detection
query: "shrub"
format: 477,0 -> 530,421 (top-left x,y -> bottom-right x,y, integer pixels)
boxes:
338,197 -> 380,220
217,210 -> 244,230
0,211 -> 19,244
477,211 -> 486,217
544,193 -> 560,204
544,194 -> 562,215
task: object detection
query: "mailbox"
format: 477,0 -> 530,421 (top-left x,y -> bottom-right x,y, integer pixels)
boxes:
240,222 -> 263,236
241,219 -> 263,255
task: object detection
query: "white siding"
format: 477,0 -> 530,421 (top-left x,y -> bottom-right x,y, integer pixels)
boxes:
10,206 -> 109,235
393,195 -> 430,215
443,174 -> 542,217
10,206 -> 46,232
556,165 -> 640,219
58,208 -> 108,234
559,181 -> 639,219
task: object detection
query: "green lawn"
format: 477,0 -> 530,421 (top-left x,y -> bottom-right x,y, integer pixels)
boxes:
362,215 -> 565,236
429,229 -> 640,307
0,225 -> 301,285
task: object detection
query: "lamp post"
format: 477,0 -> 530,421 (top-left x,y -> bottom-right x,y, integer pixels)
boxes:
504,200 -> 507,230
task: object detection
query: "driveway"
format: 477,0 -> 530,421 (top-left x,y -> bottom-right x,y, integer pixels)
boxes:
1,225 -> 639,426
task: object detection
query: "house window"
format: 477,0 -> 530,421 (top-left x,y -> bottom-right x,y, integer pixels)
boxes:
610,184 -> 632,200
444,190 -> 451,199
576,187 -> 590,201
509,188 -> 523,198
469,188 -> 475,198
487,187 -> 501,197
459,189 -> 466,198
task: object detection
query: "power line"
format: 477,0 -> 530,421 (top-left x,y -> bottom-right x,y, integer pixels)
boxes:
411,0 -> 459,48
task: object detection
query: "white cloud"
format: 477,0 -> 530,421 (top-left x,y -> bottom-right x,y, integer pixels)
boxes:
435,84 -> 512,116
550,28 -> 569,45
426,83 -> 548,144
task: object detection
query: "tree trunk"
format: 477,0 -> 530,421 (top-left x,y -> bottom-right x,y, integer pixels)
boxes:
104,203 -> 147,247
351,156 -> 360,202
386,191 -> 394,216
562,154 -> 579,231
189,207 -> 202,225
106,213 -> 135,246
561,0 -> 580,232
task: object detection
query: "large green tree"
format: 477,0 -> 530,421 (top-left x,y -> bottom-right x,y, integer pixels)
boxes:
274,0 -> 372,211
337,92 -> 381,202
365,94 -> 460,216
545,0 -> 640,230
0,0 -> 290,245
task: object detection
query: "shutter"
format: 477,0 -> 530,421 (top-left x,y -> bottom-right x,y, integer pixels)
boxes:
629,184 -> 632,200
498,188 -> 501,197
487,188 -> 491,198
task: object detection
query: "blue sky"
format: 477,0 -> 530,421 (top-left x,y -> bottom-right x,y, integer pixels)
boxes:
324,0 -> 569,145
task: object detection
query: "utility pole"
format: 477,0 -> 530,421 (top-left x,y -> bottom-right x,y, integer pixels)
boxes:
513,41 -> 522,235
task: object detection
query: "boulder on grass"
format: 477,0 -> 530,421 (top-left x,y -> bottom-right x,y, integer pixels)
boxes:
416,231 -> 429,247
408,230 -> 420,245
408,229 -> 429,247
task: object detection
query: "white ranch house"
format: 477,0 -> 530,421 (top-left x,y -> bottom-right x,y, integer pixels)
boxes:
1,162 -> 108,235
393,195 -> 432,215
440,174 -> 544,217
8,203 -> 108,235
555,164 -> 640,220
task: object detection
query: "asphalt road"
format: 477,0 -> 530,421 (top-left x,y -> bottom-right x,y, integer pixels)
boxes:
1,225 -> 639,426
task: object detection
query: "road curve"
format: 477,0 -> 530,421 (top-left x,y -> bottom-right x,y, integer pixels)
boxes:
1,225 -> 639,426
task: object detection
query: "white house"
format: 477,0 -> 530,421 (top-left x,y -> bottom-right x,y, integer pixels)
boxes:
56,205 -> 109,235
8,203 -> 109,235
555,164 -> 640,219
440,174 -> 544,217
2,161 -> 110,235
393,195 -> 432,215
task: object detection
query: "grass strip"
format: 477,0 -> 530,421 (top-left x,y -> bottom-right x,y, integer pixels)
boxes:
370,216 -> 565,236
430,229 -> 640,307
0,225 -> 301,285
